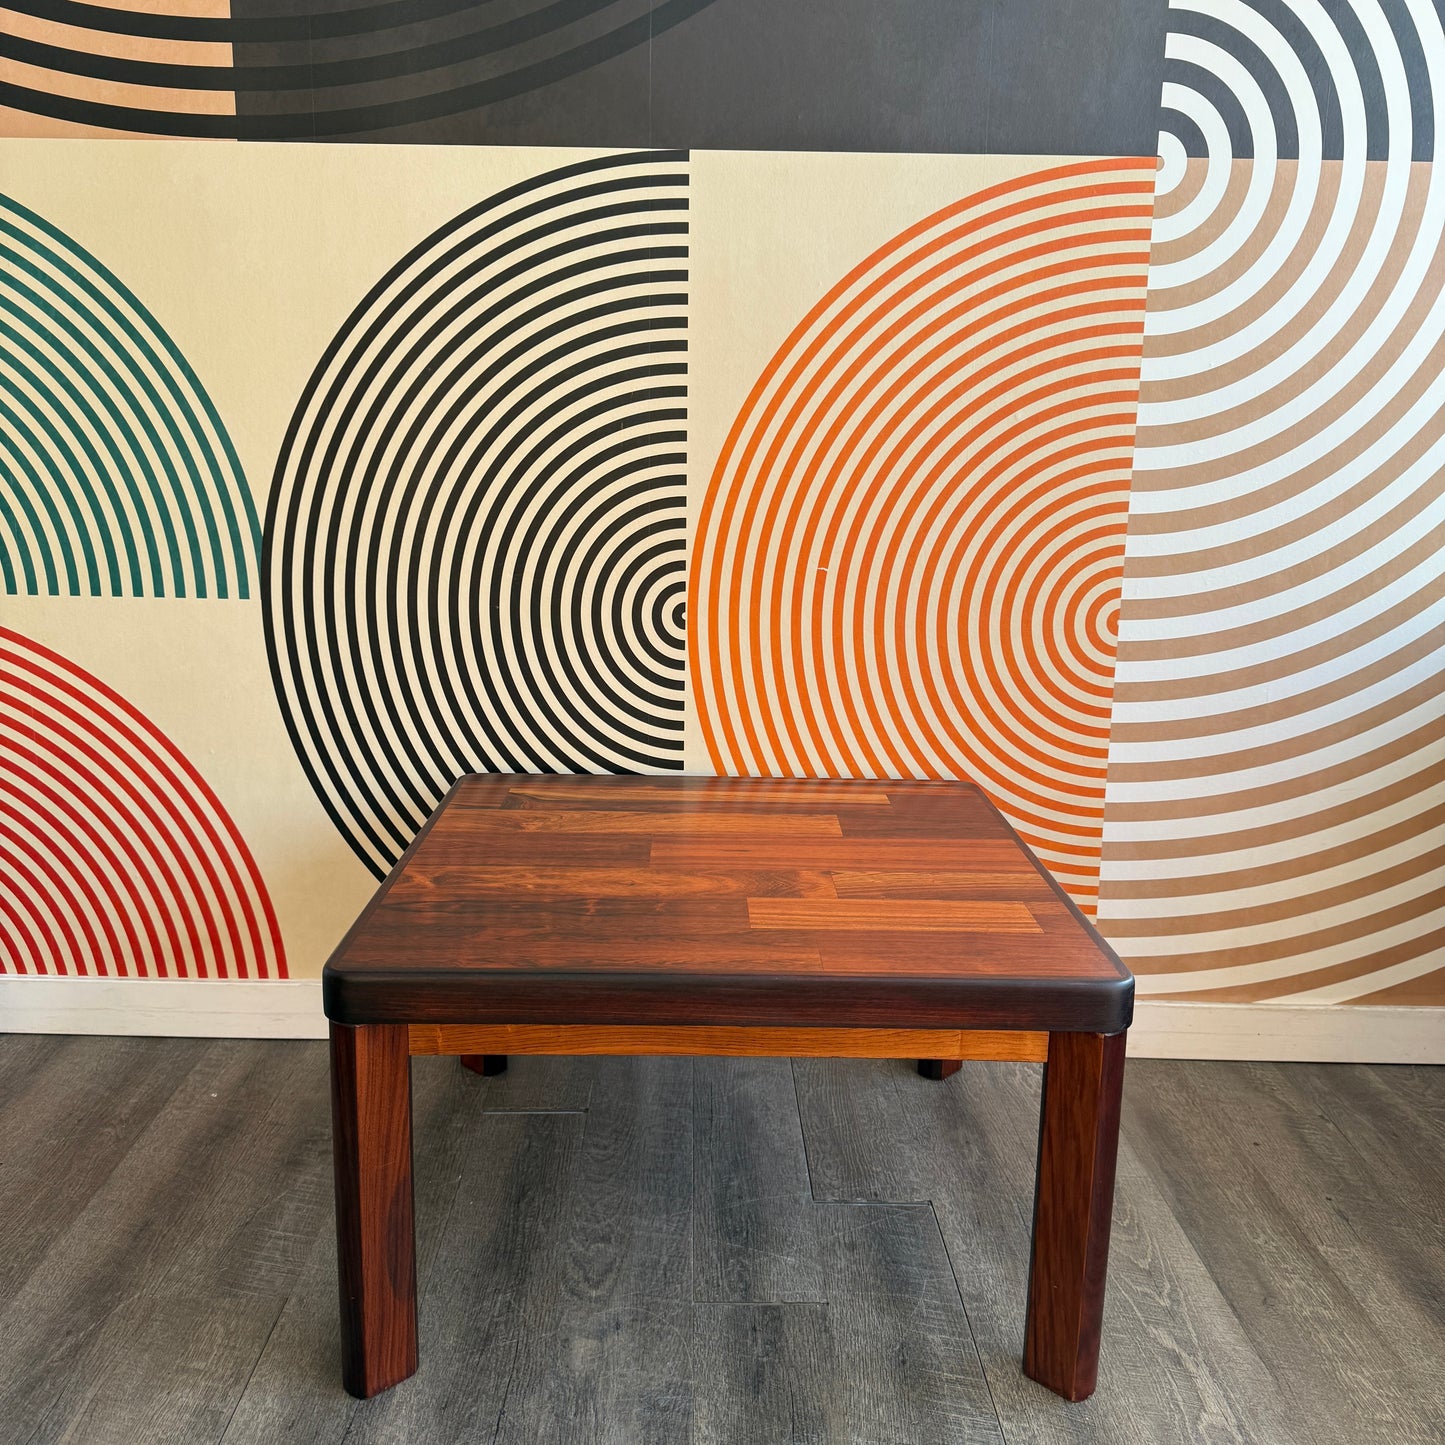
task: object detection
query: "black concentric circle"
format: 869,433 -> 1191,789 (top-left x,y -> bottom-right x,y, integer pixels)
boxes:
263,151 -> 688,875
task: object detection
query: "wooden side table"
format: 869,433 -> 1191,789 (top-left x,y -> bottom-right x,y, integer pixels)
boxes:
324,775 -> 1132,1403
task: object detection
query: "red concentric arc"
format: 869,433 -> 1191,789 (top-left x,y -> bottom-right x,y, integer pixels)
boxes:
0,628 -> 286,978
691,159 -> 1155,910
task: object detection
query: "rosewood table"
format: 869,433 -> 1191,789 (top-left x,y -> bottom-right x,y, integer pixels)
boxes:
324,774 -> 1132,1403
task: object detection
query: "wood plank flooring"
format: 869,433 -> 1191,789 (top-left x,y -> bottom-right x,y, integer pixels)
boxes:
0,1038 -> 1439,1444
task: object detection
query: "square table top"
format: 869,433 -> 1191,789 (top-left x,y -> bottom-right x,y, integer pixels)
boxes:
323,775 -> 1132,1034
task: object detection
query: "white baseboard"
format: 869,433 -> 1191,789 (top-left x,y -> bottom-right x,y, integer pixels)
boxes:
0,976 -> 329,1040
1126,1001 -> 1443,1063
0,977 -> 1441,1063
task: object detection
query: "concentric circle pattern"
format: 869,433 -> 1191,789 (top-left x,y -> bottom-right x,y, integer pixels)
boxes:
265,151 -> 689,878
1098,0 -> 1445,1002
0,0 -> 717,139
0,627 -> 286,977
692,159 -> 1156,910
0,191 -> 258,597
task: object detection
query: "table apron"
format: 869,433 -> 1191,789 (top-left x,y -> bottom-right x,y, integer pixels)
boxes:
407,1023 -> 1049,1061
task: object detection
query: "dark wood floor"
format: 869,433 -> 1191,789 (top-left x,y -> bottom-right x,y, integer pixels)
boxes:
0,1038 -> 1440,1445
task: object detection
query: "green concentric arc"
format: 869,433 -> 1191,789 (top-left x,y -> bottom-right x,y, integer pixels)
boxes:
0,193 -> 260,598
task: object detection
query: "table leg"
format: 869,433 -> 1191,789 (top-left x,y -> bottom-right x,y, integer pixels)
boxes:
917,1058 -> 962,1079
461,1054 -> 508,1076
1023,1029 -> 1126,1401
330,1022 -> 418,1399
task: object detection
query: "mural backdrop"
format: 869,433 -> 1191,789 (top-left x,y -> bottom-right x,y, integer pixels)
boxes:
0,0 -> 1440,1014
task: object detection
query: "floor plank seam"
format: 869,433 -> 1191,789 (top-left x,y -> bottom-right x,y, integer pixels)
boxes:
485,1337 -> 523,1445
1312,1083 -> 1412,1226
11,1042 -> 1440,1443
694,1299 -> 831,1307
807,1197 -> 934,1208
472,1108 -> 590,1116
2,1051 -> 201,1312
790,1058 -> 821,1203
337,1397 -> 366,1445
215,1300 -> 288,1445
1120,1105 -> 1312,1410
926,1200 -> 1010,1443
688,1056 -> 698,1316
16,1278 -> 151,1445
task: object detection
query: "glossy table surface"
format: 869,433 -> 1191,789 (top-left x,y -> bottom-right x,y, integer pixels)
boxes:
323,774 -> 1133,1033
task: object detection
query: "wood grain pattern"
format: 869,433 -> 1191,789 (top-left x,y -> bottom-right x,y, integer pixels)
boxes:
324,775 -> 1132,1034
387,867 -> 840,900
1023,1030 -> 1127,1401
650,839 -> 1034,870
410,1024 -> 1049,1062
790,1053 -> 1320,1445
323,779 -> 1130,1405
445,810 -> 846,835
9,1037 -> 1438,1445
329,1024 -> 417,1400
504,780 -> 894,806
488,1061 -> 694,1444
0,1036 -> 206,1303
746,898 -> 1041,933
0,1037 -> 331,1443
831,868 -> 1050,897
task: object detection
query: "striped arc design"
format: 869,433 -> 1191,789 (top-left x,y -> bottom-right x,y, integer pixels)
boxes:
1098,0 -> 1445,1004
0,0 -> 718,140
0,627 -> 286,978
265,151 -> 689,880
1159,0 -> 1436,161
0,191 -> 259,597
0,0 -> 233,139
692,159 -> 1157,912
